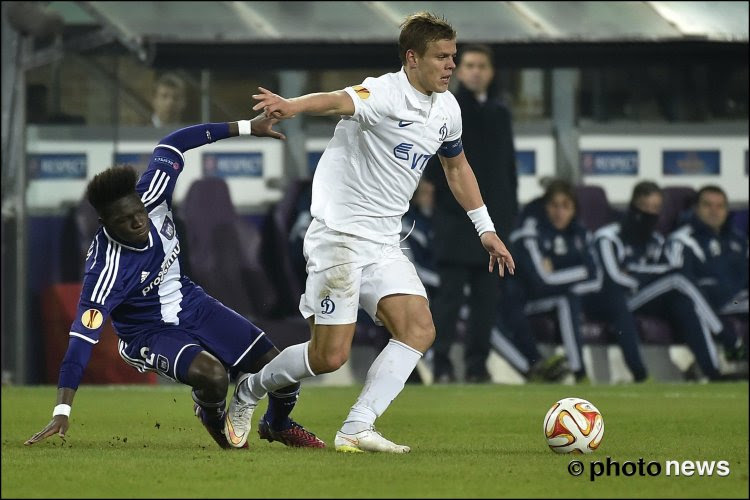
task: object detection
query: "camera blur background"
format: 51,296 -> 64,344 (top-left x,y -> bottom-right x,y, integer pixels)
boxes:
2,1 -> 747,386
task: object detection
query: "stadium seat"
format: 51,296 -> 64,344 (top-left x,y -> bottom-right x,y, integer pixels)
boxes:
179,177 -> 278,319
634,314 -> 675,344
657,186 -> 696,235
730,207 -> 748,235
574,184 -> 618,232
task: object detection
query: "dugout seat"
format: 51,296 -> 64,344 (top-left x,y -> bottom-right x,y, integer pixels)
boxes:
574,184 -> 618,232
730,207 -> 748,235
179,177 -> 278,319
657,186 -> 696,235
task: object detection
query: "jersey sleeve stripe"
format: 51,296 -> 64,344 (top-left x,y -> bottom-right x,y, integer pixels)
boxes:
141,169 -> 164,204
99,244 -> 121,304
94,243 -> 116,304
599,238 -> 639,289
141,170 -> 169,207
69,332 -> 99,344
93,243 -> 121,305
90,242 -> 114,303
523,238 -> 589,285
154,143 -> 186,163
89,236 -> 100,270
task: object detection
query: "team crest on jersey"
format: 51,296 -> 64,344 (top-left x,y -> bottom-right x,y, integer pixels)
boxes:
82,309 -> 103,330
321,295 -> 336,314
352,85 -> 370,100
160,216 -> 175,240
553,235 -> 567,255
709,239 -> 721,256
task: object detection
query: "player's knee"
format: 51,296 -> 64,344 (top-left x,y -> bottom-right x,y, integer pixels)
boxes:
191,356 -> 228,393
417,311 -> 437,341
415,321 -> 436,348
310,348 -> 349,374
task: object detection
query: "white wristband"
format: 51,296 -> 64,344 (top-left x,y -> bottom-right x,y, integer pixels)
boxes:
237,120 -> 252,136
53,404 -> 71,418
467,205 -> 496,236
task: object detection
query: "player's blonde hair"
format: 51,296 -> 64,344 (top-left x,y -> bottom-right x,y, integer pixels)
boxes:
399,12 -> 456,65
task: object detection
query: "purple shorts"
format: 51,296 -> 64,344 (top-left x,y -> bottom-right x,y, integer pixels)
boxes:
117,296 -> 273,383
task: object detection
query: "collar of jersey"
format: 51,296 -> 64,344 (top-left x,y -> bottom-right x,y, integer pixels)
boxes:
103,226 -> 153,252
398,68 -> 436,110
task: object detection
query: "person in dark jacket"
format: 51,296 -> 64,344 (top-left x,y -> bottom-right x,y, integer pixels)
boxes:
592,181 -> 744,381
509,180 -> 598,382
424,44 -> 518,382
667,185 -> 748,318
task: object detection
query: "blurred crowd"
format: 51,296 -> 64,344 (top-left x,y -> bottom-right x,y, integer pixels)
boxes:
284,174 -> 748,384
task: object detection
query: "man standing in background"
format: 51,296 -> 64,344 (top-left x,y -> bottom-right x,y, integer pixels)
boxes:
151,73 -> 187,128
425,44 -> 518,383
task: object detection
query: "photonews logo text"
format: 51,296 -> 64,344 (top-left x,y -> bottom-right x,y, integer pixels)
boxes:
567,457 -> 731,482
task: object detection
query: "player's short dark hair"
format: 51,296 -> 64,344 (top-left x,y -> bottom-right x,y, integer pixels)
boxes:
459,44 -> 494,66
696,185 -> 728,205
399,12 -> 457,65
86,165 -> 138,216
630,181 -> 661,205
543,178 -> 578,212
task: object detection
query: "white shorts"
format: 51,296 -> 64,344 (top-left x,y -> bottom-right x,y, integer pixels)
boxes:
299,219 -> 427,325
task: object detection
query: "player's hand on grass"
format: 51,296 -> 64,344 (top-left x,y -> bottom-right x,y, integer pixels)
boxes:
252,87 -> 296,120
249,113 -> 286,140
24,415 -> 69,446
480,232 -> 515,277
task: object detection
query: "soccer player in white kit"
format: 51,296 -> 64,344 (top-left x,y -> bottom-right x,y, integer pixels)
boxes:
225,12 -> 516,453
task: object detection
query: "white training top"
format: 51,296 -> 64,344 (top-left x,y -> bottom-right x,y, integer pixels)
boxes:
310,68 -> 463,244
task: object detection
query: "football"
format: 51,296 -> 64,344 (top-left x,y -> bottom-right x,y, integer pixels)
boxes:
543,397 -> 604,454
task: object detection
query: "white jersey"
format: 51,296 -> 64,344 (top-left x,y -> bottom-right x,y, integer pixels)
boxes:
310,68 -> 463,244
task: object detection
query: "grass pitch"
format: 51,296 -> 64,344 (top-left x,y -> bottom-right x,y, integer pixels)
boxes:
2,382 -> 748,498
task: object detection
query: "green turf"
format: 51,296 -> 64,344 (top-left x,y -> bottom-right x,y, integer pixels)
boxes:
2,383 -> 748,498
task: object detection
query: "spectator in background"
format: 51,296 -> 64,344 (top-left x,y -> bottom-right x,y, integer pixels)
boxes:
151,73 -> 187,128
508,180 -> 599,383
424,44 -> 518,383
401,179 -> 439,298
593,181 -> 745,381
667,185 -> 748,327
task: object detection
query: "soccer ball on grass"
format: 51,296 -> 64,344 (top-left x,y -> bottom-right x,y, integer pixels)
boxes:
543,397 -> 603,454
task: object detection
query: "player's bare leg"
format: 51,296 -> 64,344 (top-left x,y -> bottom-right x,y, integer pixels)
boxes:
335,294 -> 434,453
186,351 -> 234,449
306,322 -> 357,374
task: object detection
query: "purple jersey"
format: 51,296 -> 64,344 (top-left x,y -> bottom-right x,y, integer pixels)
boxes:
70,143 -> 205,347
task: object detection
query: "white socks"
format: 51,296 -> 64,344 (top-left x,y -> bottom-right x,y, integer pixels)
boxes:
341,339 -> 422,434
238,341 -> 315,404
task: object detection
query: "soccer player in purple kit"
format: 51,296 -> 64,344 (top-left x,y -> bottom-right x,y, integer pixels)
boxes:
25,114 -> 325,450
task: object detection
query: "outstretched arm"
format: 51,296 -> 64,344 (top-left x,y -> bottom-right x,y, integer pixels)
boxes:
439,151 -> 515,277
159,113 -> 286,155
252,87 -> 355,119
24,336 -> 94,445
